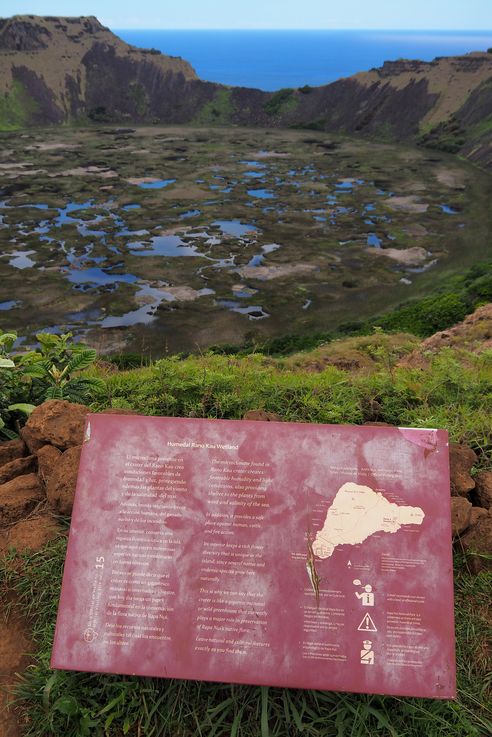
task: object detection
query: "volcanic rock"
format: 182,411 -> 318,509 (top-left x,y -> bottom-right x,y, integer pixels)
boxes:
0,438 -> 27,467
0,455 -> 37,485
475,471 -> 492,509
36,444 -> 62,487
243,410 -> 282,422
20,424 -> 47,454
0,473 -> 44,526
46,445 -> 82,515
461,516 -> 492,573
0,514 -> 63,555
470,507 -> 488,527
22,400 -> 89,451
450,497 -> 472,536
449,443 -> 477,496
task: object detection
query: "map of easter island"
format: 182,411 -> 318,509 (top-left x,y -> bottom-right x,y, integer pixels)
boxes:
312,482 -> 425,559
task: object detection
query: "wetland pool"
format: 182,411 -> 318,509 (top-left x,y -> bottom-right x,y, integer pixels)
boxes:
0,125 -> 490,355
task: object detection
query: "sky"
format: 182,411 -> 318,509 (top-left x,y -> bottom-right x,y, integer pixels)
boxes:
2,0 -> 492,30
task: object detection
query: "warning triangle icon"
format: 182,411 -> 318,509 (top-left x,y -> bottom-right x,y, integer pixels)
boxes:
357,613 -> 377,632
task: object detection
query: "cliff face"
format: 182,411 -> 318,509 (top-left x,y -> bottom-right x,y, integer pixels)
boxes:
0,16 -> 54,50
0,15 -> 198,126
1,15 -> 492,169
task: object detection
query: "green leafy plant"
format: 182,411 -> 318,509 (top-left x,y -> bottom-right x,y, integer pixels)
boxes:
0,330 -> 35,438
22,332 -> 105,403
0,331 -> 104,437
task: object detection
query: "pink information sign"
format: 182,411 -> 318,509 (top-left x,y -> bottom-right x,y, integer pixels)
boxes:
51,415 -> 455,699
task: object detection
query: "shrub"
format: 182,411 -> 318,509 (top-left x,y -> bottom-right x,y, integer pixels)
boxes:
373,293 -> 469,336
22,332 -> 105,403
0,331 -> 104,438
0,330 -> 33,439
88,106 -> 111,123
264,88 -> 295,115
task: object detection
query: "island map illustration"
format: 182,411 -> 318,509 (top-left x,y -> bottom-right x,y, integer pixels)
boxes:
312,482 -> 425,559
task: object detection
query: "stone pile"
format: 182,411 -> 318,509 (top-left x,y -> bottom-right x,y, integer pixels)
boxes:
449,443 -> 492,572
0,401 -> 490,571
0,400 -> 137,554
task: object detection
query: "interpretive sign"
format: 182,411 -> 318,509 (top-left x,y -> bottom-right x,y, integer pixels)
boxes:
51,415 -> 456,698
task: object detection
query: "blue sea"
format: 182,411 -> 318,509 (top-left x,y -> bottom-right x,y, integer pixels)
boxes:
116,30 -> 492,91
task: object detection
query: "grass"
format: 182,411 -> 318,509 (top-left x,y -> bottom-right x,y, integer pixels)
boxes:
129,82 -> 149,118
468,115 -> 492,139
194,89 -> 234,125
93,341 -> 492,450
0,79 -> 39,131
264,89 -> 299,116
2,331 -> 492,735
209,258 -> 492,358
1,539 -> 490,737
369,261 -> 492,338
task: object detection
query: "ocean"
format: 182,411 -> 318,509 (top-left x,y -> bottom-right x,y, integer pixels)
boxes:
115,29 -> 492,91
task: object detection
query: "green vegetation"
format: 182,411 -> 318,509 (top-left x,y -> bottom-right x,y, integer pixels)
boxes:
372,292 -> 469,335
1,333 -> 491,735
128,82 -> 149,117
0,79 -> 39,131
419,116 -> 467,153
88,106 -> 112,123
194,89 -> 234,125
299,118 -> 328,131
0,330 -> 34,439
207,259 -> 492,358
22,332 -> 105,403
94,343 -> 492,448
469,114 -> 492,139
4,539 -> 490,737
264,88 -> 299,116
371,260 -> 492,336
0,331 -> 103,438
374,121 -> 396,142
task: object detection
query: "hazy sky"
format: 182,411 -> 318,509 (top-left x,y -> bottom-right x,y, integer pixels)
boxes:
2,0 -> 492,30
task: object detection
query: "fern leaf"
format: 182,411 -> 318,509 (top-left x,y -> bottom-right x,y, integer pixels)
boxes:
66,349 -> 97,374
45,385 -> 65,400
23,360 -> 51,378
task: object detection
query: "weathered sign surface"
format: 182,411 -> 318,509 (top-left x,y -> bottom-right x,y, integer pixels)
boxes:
51,415 -> 455,698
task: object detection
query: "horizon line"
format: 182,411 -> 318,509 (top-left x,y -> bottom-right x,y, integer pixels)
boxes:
113,27 -> 492,32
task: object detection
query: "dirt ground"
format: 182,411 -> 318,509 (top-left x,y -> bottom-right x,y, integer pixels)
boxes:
0,596 -> 31,737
